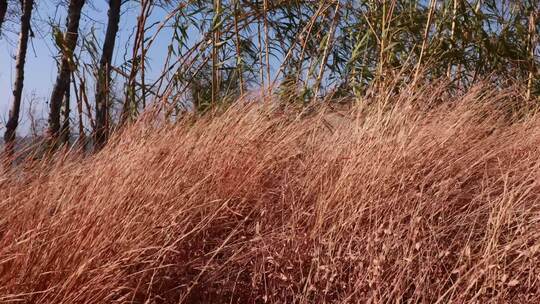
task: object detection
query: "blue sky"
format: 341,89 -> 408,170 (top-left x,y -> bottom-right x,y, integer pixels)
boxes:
0,0 -> 175,133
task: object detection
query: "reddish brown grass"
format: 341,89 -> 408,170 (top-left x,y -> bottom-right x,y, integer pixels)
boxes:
1,84 -> 540,303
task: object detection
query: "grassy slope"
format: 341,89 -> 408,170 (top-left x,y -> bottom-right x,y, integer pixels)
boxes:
1,84 -> 540,303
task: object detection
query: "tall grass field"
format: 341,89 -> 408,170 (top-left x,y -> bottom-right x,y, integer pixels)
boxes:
1,83 -> 540,303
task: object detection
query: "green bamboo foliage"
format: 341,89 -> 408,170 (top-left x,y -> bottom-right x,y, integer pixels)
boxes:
92,0 -> 540,115
6,0 -> 539,151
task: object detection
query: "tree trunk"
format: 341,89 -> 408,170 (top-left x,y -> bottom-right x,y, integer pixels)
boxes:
48,0 -> 85,145
61,75 -> 71,145
94,0 -> 121,149
0,0 -> 7,34
3,0 -> 34,157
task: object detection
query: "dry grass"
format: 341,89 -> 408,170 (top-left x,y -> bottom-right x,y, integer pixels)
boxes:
2,84 -> 540,303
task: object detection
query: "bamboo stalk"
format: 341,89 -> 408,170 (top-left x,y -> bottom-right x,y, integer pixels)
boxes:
122,0 -> 150,123
296,3 -> 326,86
313,1 -> 341,100
257,0 -> 264,91
211,0 -> 221,105
263,0 -> 271,93
414,0 -> 436,84
72,75 -> 85,145
233,0 -> 244,95
527,8 -> 536,100
140,4 -> 151,109
446,0 -> 458,78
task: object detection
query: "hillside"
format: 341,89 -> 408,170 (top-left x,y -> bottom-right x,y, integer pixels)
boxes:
1,85 -> 540,303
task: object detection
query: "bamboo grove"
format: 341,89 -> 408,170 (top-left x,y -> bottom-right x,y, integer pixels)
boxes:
1,0 -> 539,154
